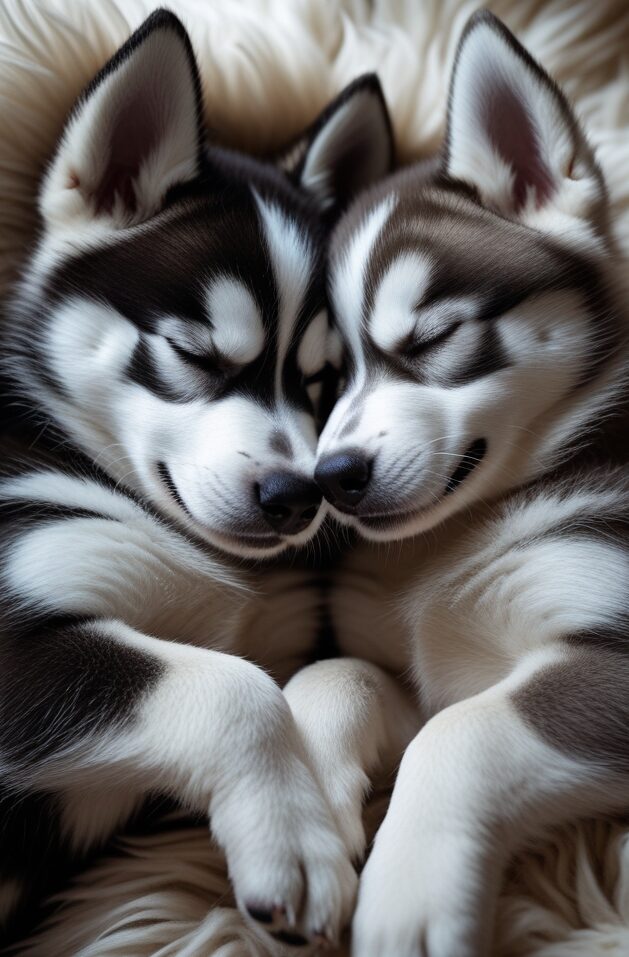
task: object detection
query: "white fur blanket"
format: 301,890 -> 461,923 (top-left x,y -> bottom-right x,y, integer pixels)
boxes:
2,1 -> 628,954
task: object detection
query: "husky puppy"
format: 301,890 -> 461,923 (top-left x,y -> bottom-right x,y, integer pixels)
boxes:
0,9 -> 396,948
301,10 -> 629,956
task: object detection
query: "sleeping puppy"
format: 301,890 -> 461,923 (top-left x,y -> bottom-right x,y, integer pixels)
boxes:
0,9 -> 397,949
288,10 -> 629,957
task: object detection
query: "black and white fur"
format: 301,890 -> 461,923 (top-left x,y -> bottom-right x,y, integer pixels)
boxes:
294,11 -> 629,957
0,10 -> 395,948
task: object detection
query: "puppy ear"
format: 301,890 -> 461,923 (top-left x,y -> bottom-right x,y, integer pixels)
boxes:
297,75 -> 394,213
444,11 -> 604,227
41,9 -> 204,229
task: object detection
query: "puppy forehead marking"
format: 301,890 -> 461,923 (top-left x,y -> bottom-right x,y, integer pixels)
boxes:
369,252 -> 432,352
253,192 -> 314,398
297,310 -> 327,376
331,194 -> 397,369
204,276 -> 265,364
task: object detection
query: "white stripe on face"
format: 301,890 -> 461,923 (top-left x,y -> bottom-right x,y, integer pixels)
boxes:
297,310 -> 328,377
204,276 -> 265,365
369,252 -> 432,353
253,193 -> 315,402
330,195 -> 397,389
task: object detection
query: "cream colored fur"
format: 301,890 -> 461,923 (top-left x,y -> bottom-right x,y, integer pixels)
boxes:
2,1 -> 628,954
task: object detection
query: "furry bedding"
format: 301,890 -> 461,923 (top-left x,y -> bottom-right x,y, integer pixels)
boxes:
1,0 -> 628,954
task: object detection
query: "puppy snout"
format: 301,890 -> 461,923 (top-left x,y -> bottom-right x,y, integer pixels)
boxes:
256,472 -> 321,535
315,451 -> 371,510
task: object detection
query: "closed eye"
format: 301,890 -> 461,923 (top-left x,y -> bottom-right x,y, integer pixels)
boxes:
166,338 -> 235,376
401,321 -> 463,359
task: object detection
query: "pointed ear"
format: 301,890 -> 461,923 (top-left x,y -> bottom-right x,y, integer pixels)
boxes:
41,9 -> 204,229
297,75 -> 394,213
443,11 -> 604,227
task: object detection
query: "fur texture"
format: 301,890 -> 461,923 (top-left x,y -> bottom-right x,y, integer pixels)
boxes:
314,9 -> 629,957
0,9 -> 397,951
1,2 -> 628,956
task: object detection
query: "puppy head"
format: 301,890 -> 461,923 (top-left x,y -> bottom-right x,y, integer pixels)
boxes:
10,10 -> 393,558
317,10 -> 618,542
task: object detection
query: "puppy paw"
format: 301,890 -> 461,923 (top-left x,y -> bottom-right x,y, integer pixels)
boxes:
351,819 -> 492,957
212,754 -> 357,950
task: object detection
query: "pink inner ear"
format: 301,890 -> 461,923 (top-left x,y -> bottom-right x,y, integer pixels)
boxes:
94,94 -> 160,214
482,79 -> 555,212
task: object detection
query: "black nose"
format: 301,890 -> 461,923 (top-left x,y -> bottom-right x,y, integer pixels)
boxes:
256,473 -> 322,535
315,452 -> 371,509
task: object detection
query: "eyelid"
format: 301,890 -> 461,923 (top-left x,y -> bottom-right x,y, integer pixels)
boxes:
166,338 -> 234,375
403,320 -> 463,358
166,337 -> 203,359
158,316 -> 213,354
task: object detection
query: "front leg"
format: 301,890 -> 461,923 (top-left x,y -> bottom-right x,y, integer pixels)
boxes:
284,658 -> 420,863
353,643 -> 629,957
0,618 -> 356,949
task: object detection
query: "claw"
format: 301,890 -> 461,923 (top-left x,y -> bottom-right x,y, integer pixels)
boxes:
246,905 -> 274,924
272,929 -> 310,947
245,901 -> 288,931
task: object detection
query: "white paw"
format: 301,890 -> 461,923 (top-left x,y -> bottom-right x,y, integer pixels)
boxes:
212,754 -> 357,950
352,817 -> 492,957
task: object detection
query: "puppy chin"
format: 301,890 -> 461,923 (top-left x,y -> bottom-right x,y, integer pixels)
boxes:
210,534 -> 289,560
354,512 -> 435,542
206,505 -> 327,559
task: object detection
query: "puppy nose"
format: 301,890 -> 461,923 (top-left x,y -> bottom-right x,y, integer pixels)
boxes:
315,451 -> 371,508
256,473 -> 322,535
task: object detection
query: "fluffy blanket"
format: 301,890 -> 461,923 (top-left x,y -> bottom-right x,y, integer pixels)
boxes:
1,1 -> 628,954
